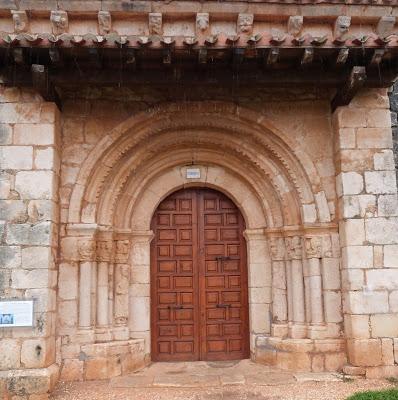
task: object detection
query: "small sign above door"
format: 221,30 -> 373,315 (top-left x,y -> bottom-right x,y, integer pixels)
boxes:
186,168 -> 201,179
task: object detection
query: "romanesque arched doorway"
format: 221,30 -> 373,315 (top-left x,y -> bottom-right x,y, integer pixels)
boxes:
150,188 -> 250,361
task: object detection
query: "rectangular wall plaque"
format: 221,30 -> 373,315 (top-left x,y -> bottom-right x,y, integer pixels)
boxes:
186,168 -> 201,179
0,300 -> 34,327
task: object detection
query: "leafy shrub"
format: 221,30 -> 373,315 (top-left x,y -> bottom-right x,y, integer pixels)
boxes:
347,389 -> 398,400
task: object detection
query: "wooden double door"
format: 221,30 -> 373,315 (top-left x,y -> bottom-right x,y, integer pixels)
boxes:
150,188 -> 250,361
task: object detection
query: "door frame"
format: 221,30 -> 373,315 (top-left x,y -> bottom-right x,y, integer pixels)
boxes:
149,187 -> 250,361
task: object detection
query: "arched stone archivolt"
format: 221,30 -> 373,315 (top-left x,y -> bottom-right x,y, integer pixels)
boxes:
60,101 -> 344,373
68,102 -> 333,227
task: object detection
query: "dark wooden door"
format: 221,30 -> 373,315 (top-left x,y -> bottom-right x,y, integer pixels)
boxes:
151,188 -> 249,362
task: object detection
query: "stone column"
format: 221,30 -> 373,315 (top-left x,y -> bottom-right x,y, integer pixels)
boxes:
303,235 -> 325,339
128,230 -> 154,356
244,229 -> 272,350
113,233 -> 131,341
285,235 -> 307,339
77,234 -> 97,340
0,88 -> 60,395
268,236 -> 288,338
95,230 -> 114,342
333,88 -> 398,376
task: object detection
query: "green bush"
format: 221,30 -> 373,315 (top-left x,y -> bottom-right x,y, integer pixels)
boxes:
347,389 -> 398,400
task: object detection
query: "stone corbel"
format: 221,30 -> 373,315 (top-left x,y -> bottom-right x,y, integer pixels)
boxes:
149,13 -> 162,36
50,11 -> 69,35
98,11 -> 112,35
333,16 -> 351,43
287,16 -> 303,37
11,11 -> 29,33
237,13 -> 254,35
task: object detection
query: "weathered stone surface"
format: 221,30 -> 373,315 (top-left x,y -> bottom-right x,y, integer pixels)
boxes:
0,339 -> 21,370
6,222 -> 51,246
15,171 -> 54,200
0,146 -> 33,169
0,245 -> 21,268
347,339 -> 382,367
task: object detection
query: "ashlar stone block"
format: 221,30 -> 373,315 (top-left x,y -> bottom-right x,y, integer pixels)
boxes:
339,219 -> 365,246
374,150 -> 395,171
378,194 -> 398,217
341,245 -> 373,269
0,146 -> 33,169
0,339 -> 21,370
347,339 -> 382,367
365,171 -> 397,194
6,222 -> 51,246
384,245 -> 398,268
344,291 -> 389,314
14,124 -> 55,145
370,314 -> 398,338
15,171 -> 55,200
366,217 -> 398,245
366,269 -> 398,290
337,172 -> 363,196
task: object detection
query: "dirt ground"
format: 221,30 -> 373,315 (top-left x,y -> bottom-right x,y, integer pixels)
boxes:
51,378 -> 396,400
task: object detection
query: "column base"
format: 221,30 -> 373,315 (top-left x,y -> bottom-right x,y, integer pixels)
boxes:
288,323 -> 307,339
254,336 -> 346,372
60,339 -> 147,382
113,326 -> 130,341
0,364 -> 59,399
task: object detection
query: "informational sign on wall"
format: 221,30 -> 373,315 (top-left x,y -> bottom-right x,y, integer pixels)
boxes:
0,300 -> 34,327
186,168 -> 201,179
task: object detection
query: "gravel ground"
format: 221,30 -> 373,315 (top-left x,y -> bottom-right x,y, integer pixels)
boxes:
51,378 -> 397,400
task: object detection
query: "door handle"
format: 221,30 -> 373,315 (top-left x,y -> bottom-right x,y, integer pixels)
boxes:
215,256 -> 231,261
216,304 -> 231,308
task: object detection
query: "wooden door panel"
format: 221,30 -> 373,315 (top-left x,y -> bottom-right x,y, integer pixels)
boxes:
199,189 -> 249,361
151,188 -> 249,362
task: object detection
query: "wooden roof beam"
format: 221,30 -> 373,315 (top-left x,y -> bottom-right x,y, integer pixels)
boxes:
331,66 -> 366,112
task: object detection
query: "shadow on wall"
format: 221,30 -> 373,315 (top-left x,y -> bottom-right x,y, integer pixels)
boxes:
389,84 -> 398,180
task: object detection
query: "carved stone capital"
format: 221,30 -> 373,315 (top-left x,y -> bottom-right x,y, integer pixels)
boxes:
269,237 -> 285,261
78,238 -> 96,262
285,235 -> 302,260
304,236 -> 323,259
96,240 -> 113,262
114,239 -> 131,264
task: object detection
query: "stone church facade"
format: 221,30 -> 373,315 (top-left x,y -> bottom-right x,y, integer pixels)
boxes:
1,0 -> 398,398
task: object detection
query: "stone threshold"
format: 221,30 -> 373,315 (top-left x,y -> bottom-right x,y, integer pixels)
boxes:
110,360 -> 344,389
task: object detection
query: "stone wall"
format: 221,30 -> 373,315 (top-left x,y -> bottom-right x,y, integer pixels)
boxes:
333,89 -> 398,378
0,87 -> 60,398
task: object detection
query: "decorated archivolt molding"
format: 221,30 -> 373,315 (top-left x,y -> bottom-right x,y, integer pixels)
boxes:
67,102 -> 324,227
